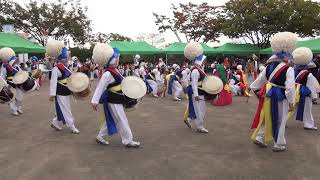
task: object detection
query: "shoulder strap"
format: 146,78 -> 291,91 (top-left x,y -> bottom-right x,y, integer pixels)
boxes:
295,70 -> 309,82
269,63 -> 289,82
105,68 -> 123,83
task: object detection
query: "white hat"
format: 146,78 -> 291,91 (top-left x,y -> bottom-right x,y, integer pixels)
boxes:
71,56 -> 78,61
202,76 -> 223,94
172,64 -> 178,69
12,71 -> 29,85
184,42 -> 203,61
270,32 -> 297,54
46,39 -> 65,58
237,65 -> 242,70
67,72 -> 90,92
121,76 -> 147,99
292,47 -> 313,65
0,47 -> 16,62
92,43 -> 114,66
135,54 -> 140,59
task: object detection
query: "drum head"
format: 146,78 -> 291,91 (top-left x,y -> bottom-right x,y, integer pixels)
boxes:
13,71 -> 29,85
67,72 -> 90,92
202,76 -> 223,94
121,76 -> 147,99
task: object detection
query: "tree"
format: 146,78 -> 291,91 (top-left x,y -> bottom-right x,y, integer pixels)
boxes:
222,0 -> 320,48
153,2 -> 222,43
136,33 -> 165,48
91,32 -> 132,43
0,0 -> 92,46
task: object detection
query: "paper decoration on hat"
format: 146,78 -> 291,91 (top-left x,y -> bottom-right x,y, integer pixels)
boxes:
92,43 -> 114,66
184,42 -> 203,61
46,39 -> 65,59
292,47 -> 313,65
271,32 -> 297,53
0,47 -> 16,62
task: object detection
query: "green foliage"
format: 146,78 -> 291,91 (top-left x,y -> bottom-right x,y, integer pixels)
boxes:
222,0 -> 320,47
90,32 -> 132,44
0,0 -> 92,46
153,2 -> 222,43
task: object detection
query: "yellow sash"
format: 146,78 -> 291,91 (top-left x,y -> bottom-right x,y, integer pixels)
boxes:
109,84 -> 122,92
251,83 -> 273,144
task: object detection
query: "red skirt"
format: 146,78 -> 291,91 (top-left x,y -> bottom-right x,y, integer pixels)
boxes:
211,88 -> 232,106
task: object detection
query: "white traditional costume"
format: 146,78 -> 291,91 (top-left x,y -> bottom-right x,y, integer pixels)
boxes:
250,32 -> 296,152
91,43 -> 140,147
0,47 -> 24,115
47,40 -> 79,134
183,42 -> 209,133
290,47 -> 320,130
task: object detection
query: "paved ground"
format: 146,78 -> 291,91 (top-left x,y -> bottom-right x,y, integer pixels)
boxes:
0,80 -> 320,180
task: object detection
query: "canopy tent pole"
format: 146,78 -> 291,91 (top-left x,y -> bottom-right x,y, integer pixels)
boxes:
166,54 -> 168,65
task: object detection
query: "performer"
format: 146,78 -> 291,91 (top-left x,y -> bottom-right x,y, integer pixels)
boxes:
290,47 -> 319,130
167,64 -> 183,101
250,32 -> 296,152
212,57 -> 232,106
229,73 -> 242,96
183,42 -> 209,133
47,40 -> 80,134
30,56 -> 42,90
133,54 -> 141,77
0,47 -> 24,116
235,65 -> 250,96
91,43 -> 140,147
145,68 -> 159,98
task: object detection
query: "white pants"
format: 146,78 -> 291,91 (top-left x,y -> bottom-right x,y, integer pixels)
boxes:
230,85 -> 241,96
52,95 -> 76,129
192,95 -> 206,129
173,81 -> 183,98
294,97 -> 315,128
98,103 -> 133,145
256,100 -> 288,146
146,79 -> 158,96
9,88 -> 24,113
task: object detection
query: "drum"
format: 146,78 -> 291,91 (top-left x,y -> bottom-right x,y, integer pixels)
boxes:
32,69 -> 42,79
13,71 -> 37,92
67,72 -> 91,100
121,76 -> 147,111
204,93 -> 217,100
20,77 -> 37,92
0,86 -> 14,103
73,86 -> 91,99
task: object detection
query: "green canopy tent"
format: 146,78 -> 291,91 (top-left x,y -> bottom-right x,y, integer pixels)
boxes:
213,43 -> 261,56
0,32 -> 45,53
110,41 -> 162,55
162,42 -> 219,55
260,38 -> 320,55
